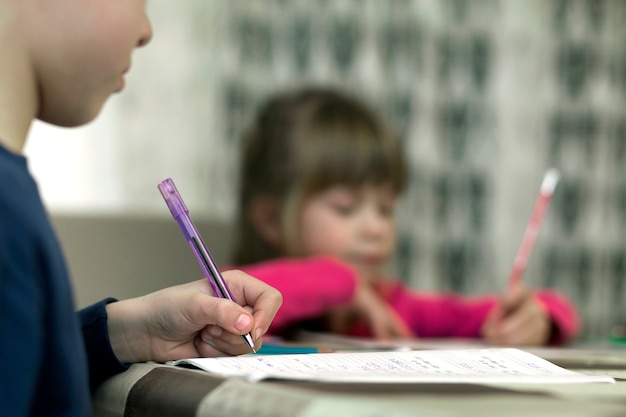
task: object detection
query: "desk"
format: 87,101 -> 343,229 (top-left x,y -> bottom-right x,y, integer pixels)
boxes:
93,347 -> 626,417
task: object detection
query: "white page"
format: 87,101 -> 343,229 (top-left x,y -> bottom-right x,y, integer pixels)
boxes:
169,348 -> 615,384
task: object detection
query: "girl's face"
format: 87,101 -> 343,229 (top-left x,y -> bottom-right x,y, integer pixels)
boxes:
297,184 -> 398,283
29,0 -> 152,126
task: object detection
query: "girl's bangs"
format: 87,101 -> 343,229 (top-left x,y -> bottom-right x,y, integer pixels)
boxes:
295,110 -> 406,194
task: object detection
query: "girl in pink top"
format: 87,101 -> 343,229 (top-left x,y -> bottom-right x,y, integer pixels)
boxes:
228,87 -> 580,346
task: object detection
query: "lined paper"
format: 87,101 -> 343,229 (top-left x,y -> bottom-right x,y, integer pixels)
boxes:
170,348 -> 615,384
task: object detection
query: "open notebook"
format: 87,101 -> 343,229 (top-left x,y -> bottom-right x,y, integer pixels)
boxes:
168,348 -> 615,384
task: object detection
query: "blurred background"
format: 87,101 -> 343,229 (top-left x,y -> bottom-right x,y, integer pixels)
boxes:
26,0 -> 626,338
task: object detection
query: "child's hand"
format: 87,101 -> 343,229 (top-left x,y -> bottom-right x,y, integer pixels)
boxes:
481,284 -> 552,346
327,283 -> 413,340
106,271 -> 283,362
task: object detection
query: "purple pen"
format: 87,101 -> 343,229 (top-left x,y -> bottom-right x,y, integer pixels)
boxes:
158,178 -> 256,353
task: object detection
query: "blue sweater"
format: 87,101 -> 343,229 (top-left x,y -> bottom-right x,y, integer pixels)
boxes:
0,144 -> 128,416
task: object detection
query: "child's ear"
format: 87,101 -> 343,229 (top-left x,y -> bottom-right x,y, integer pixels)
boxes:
248,196 -> 282,246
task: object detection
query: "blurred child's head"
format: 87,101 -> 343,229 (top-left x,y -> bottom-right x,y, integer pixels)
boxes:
232,87 -> 407,281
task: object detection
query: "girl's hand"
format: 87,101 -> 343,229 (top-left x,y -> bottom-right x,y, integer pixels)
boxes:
106,270 -> 283,363
481,283 -> 552,346
327,283 -> 413,340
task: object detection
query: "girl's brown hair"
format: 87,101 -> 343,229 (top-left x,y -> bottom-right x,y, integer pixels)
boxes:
231,87 -> 407,265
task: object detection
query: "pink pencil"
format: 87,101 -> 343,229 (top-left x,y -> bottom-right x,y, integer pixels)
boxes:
507,169 -> 560,287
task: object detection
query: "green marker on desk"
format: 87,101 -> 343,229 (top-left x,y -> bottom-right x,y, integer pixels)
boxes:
255,344 -> 322,355
609,326 -> 626,347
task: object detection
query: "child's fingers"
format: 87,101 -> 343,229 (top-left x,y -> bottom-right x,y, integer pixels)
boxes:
484,297 -> 551,346
196,327 -> 256,356
499,283 -> 528,314
368,308 -> 413,340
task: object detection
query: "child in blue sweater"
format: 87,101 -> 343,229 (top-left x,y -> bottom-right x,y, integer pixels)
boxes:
0,2 -> 282,416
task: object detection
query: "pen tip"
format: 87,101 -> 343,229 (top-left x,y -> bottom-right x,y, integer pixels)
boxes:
243,334 -> 256,353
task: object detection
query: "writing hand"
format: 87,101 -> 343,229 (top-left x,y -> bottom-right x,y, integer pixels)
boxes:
481,283 -> 551,346
106,270 -> 283,362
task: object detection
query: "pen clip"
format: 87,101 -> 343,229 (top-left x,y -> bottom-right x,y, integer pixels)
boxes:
158,178 -> 189,220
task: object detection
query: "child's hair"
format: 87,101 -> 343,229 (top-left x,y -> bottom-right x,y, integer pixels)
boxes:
232,86 -> 408,265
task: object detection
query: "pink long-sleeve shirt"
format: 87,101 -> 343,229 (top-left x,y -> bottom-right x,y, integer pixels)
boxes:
228,256 -> 580,345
